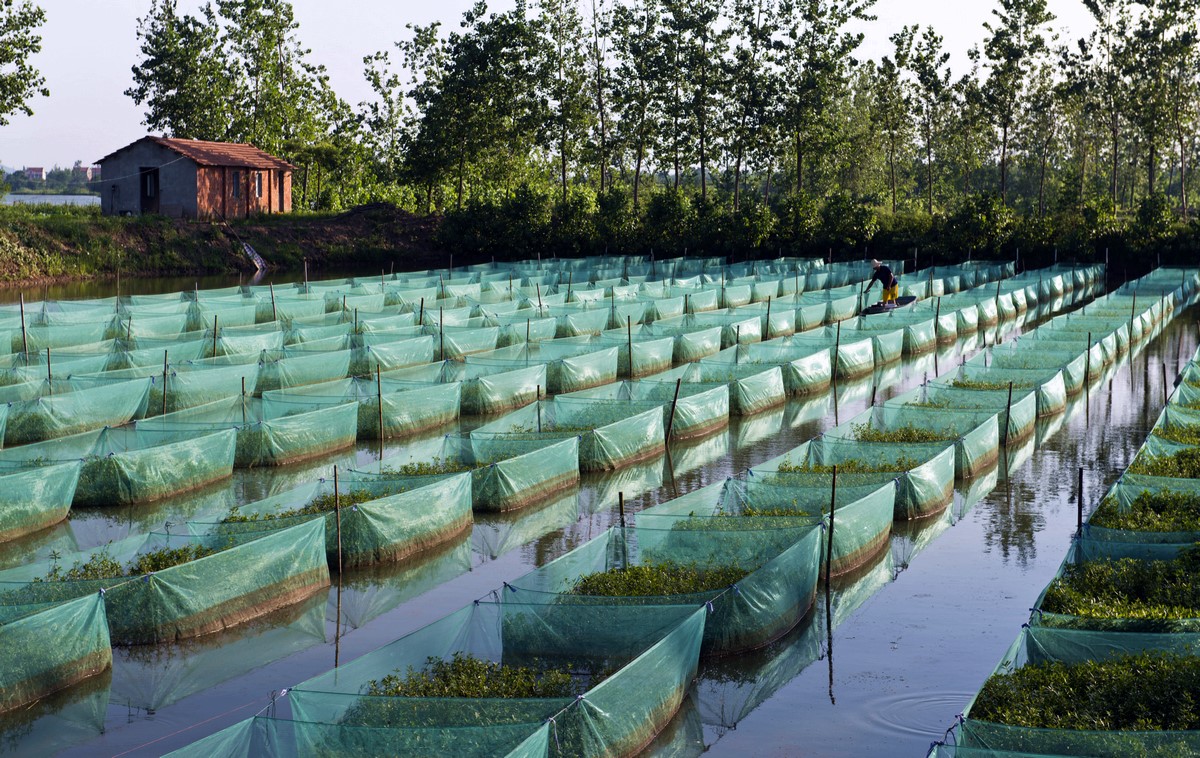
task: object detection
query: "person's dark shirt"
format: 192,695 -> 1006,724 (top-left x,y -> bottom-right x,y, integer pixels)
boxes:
870,265 -> 896,288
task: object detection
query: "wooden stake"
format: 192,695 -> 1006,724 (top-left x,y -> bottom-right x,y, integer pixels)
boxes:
162,350 -> 169,416
618,490 -> 626,529
765,296 -> 772,338
536,283 -> 543,309
241,376 -> 246,426
536,384 -> 542,432
439,307 -> 444,360
665,378 -> 682,442
45,348 -> 51,395
418,297 -> 424,326
334,464 -> 343,668
1003,381 -> 1014,446
269,283 -> 277,322
377,364 -> 385,457
627,316 -> 633,377
19,293 -> 28,355
212,314 -> 219,357
825,465 -> 838,592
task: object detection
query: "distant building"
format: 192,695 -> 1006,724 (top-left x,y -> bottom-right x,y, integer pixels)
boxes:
96,136 -> 293,219
23,167 -> 45,181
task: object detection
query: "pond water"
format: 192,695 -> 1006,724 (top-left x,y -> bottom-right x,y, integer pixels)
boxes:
0,280 -> 1192,757
1,193 -> 100,206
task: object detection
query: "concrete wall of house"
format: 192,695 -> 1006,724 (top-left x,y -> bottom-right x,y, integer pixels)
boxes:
98,141 -> 198,218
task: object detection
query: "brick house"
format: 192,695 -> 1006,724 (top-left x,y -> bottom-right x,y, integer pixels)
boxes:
96,136 -> 293,219
23,167 -> 45,181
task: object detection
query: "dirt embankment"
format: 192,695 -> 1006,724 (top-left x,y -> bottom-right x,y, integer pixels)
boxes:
0,203 -> 448,287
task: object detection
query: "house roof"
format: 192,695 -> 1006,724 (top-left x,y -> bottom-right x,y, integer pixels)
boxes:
97,136 -> 294,170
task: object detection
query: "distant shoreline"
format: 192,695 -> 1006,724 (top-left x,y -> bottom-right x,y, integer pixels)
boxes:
7,191 -> 100,197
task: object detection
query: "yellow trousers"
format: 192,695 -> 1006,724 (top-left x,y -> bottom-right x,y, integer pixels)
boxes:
882,284 -> 899,303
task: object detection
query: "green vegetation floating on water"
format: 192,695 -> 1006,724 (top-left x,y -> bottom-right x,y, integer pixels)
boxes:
774,456 -> 923,473
1089,489 -> 1200,532
1041,546 -> 1200,625
950,378 -> 1026,390
34,543 -> 218,582
381,457 -> 476,476
569,562 -> 749,597
222,488 -> 382,522
851,422 -> 953,443
972,650 -> 1200,731
365,652 -> 584,699
1128,448 -> 1200,479
1154,423 -> 1200,446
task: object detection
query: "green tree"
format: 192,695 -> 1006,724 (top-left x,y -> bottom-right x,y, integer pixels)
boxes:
534,0 -> 593,207
609,0 -> 663,208
871,50 -> 911,213
896,25 -> 953,215
975,0 -> 1055,204
0,0 -> 47,126
126,0 -> 234,140
775,0 -> 876,195
726,0 -> 779,210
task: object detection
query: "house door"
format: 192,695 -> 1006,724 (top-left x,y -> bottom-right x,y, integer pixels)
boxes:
139,167 -> 160,214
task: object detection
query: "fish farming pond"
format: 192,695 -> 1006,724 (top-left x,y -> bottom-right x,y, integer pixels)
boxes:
0,263 -> 1192,757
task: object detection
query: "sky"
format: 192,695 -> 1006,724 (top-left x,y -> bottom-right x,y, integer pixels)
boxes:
1,0 -> 1097,171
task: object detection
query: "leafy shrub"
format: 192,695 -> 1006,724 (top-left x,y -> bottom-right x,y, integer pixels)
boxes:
1089,489 -> 1200,532
569,562 -> 749,597
1041,546 -> 1200,626
1154,423 -> 1200,447
1128,448 -> 1200,479
34,543 -> 217,582
364,652 -> 583,699
972,650 -> 1200,730
381,457 -> 475,476
950,378 -> 1026,391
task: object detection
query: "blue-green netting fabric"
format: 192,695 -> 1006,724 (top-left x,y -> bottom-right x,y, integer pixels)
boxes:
507,523 -> 822,655
286,599 -> 704,758
562,379 -> 730,441
4,377 -> 151,445
890,382 -> 1038,445
471,398 -> 665,472
0,426 -> 238,507
162,717 -> 552,758
0,460 -> 81,543
1084,473 -> 1200,545
826,405 -> 1001,480
198,472 -> 474,569
0,519 -> 328,645
752,436 -> 956,520
0,593 -> 111,715
953,626 -> 1200,757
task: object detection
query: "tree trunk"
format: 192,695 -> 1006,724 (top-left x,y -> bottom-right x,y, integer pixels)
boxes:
561,119 -> 569,208
1181,130 -> 1190,220
1110,118 -> 1119,209
888,141 -> 897,214
1148,143 -> 1157,197
795,130 -> 804,194
456,143 -> 466,212
733,145 -> 744,211
999,123 -> 1009,204
1038,150 -> 1048,218
926,136 -> 934,216
633,139 -> 645,209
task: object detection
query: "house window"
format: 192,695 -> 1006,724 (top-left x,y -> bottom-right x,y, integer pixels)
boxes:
232,170 -> 241,198
255,172 -> 263,198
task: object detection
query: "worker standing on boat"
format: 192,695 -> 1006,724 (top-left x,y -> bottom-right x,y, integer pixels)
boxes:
866,259 -> 900,308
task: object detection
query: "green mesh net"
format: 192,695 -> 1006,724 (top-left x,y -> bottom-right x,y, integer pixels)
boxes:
136,396 -> 360,468
471,397 -> 665,472
3,377 -> 151,445
0,461 -> 81,543
703,341 -> 834,396
284,599 -> 704,758
889,382 -> 1038,445
508,522 -> 822,655
751,436 -> 956,520
465,342 -> 618,394
0,594 -> 110,715
826,405 -> 1000,480
563,379 -> 729,441
0,519 -> 328,645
